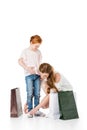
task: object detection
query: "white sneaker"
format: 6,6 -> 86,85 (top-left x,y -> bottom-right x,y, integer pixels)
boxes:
27,113 -> 33,118
34,111 -> 45,117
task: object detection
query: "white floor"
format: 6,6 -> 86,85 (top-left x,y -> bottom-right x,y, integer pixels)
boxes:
1,112 -> 85,130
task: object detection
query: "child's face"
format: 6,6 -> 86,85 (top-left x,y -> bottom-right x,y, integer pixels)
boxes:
30,43 -> 40,51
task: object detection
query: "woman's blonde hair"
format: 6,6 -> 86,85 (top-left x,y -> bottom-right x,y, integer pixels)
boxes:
39,63 -> 58,94
30,35 -> 42,44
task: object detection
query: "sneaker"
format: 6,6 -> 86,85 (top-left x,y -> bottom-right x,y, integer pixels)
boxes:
34,111 -> 45,117
27,113 -> 33,118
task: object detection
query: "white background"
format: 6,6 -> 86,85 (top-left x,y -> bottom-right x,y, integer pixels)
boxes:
0,0 -> 87,130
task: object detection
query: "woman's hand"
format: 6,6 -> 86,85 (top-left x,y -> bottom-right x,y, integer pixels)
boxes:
29,107 -> 38,115
24,103 -> 37,114
24,103 -> 28,114
50,88 -> 58,93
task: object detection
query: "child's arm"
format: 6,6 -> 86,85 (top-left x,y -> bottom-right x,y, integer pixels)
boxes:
18,58 -> 28,70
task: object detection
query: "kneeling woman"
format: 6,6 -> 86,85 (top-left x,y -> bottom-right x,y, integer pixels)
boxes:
25,63 -> 73,118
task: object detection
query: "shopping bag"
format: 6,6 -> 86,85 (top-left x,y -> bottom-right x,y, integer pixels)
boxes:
58,91 -> 79,120
10,88 -> 23,117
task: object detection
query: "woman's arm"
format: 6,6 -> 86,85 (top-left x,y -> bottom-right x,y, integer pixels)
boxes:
29,95 -> 49,115
55,72 -> 61,82
41,81 -> 49,94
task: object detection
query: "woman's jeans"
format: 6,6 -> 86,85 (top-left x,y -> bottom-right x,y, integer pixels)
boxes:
25,74 -> 41,111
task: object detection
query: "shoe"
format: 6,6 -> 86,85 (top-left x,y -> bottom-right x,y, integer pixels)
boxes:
34,111 -> 45,117
27,113 -> 33,118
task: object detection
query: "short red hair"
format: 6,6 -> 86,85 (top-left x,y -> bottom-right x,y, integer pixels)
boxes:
30,35 -> 42,44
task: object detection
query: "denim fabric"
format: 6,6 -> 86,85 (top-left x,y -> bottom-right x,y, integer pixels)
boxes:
25,74 -> 41,111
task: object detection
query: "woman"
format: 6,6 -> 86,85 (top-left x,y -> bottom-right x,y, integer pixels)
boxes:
24,63 -> 73,118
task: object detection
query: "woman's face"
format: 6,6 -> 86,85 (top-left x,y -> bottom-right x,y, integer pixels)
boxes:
39,72 -> 49,80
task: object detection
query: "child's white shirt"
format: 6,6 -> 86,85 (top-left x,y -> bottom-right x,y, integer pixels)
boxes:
20,47 -> 42,76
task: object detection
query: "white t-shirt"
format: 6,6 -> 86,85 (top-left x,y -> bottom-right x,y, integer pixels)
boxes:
20,47 -> 42,76
55,74 -> 73,91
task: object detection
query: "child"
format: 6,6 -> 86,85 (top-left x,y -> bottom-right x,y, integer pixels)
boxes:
18,35 -> 43,118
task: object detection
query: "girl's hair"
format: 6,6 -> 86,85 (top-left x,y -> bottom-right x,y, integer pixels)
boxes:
39,63 -> 58,94
30,35 -> 42,44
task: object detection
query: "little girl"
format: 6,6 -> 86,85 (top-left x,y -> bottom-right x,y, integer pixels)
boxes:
18,35 -> 43,118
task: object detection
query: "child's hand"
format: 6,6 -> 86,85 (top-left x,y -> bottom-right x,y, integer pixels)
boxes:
27,67 -> 36,74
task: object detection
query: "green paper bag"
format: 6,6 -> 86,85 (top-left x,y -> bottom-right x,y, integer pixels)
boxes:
58,91 -> 79,120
